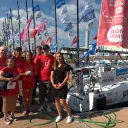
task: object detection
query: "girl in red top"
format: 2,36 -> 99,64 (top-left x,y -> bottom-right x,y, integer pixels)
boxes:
20,51 -> 37,115
0,58 -> 20,125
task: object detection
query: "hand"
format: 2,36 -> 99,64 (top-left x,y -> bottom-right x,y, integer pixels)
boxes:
8,78 -> 13,82
25,71 -> 31,75
57,83 -> 63,89
15,75 -> 20,80
8,78 -> 14,85
53,84 -> 58,89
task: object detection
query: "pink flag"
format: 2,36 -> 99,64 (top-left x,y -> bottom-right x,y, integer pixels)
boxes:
21,18 -> 32,42
97,0 -> 128,48
46,37 -> 52,44
30,20 -> 46,38
71,36 -> 77,46
40,40 -> 45,46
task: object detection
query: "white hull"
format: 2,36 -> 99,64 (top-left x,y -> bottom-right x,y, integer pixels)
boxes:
67,80 -> 128,112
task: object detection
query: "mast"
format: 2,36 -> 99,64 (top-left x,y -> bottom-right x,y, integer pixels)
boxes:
54,0 -> 58,51
3,22 -> 6,46
25,0 -> 31,50
17,0 -> 21,47
32,0 -> 36,53
76,0 -> 79,66
10,8 -> 15,49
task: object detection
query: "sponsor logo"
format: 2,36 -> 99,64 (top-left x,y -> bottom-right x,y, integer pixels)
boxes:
115,7 -> 122,14
102,76 -> 114,83
107,25 -> 123,42
106,98 -> 112,104
123,89 -> 128,97
116,68 -> 128,76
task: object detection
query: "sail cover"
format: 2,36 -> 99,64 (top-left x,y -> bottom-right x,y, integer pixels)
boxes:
97,0 -> 128,48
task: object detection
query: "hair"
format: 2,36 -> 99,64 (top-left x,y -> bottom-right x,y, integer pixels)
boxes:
15,47 -> 22,52
36,46 -> 42,50
24,51 -> 33,62
6,58 -> 15,65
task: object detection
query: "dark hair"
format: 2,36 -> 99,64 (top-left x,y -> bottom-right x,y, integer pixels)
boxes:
36,46 -> 42,50
24,51 -> 33,62
15,47 -> 22,52
43,44 -> 50,50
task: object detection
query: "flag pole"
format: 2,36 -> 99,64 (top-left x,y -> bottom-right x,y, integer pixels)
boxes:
32,0 -> 37,53
4,19 -> 7,46
25,0 -> 31,50
10,8 -> 15,50
3,22 -> 6,46
76,0 -> 79,66
7,13 -> 11,52
54,0 -> 58,51
17,0 -> 21,47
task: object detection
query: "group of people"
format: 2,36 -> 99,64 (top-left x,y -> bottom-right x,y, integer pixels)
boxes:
0,44 -> 73,125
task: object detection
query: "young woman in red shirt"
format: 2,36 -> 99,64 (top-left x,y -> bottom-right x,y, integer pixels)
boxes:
20,51 -> 37,115
0,58 -> 20,125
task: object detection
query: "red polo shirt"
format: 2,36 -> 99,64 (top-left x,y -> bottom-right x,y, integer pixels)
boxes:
36,54 -> 54,81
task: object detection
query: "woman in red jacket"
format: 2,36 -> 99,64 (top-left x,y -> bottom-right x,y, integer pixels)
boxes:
0,58 -> 20,125
20,51 -> 37,115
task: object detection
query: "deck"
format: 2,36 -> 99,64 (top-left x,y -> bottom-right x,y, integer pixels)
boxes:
0,101 -> 128,128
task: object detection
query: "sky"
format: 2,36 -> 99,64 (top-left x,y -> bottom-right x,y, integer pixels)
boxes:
0,0 -> 102,50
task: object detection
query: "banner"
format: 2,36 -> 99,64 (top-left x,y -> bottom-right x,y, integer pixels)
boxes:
21,18 -> 32,42
30,20 -> 46,38
97,0 -> 128,48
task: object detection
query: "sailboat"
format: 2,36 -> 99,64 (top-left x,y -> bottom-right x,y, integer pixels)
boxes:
62,47 -> 128,112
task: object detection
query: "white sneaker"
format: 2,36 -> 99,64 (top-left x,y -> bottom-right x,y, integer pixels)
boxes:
55,116 -> 62,123
38,105 -> 44,112
66,116 -> 73,124
47,106 -> 52,112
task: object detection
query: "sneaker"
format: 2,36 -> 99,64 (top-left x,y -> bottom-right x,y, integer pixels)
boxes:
23,110 -> 30,115
5,117 -> 11,125
47,106 -> 52,112
38,105 -> 44,112
66,116 -> 73,124
10,115 -> 18,121
55,116 -> 62,123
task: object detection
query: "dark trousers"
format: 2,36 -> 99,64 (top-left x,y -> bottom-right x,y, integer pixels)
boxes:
39,81 -> 53,106
0,97 -> 3,112
33,76 -> 39,98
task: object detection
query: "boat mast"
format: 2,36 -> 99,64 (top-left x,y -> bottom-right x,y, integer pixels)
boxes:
76,0 -> 79,66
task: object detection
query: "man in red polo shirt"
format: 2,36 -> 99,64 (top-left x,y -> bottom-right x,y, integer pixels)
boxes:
36,45 -> 54,112
0,46 -> 8,118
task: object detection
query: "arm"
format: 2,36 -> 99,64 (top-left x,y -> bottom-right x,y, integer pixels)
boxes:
50,71 -> 57,89
0,71 -> 13,82
58,71 -> 69,89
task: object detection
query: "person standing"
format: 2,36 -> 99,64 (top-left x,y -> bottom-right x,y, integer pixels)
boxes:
50,52 -> 73,124
15,47 -> 24,107
0,58 -> 20,125
0,46 -> 8,118
33,46 -> 42,101
19,51 -> 37,115
37,45 -> 54,112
